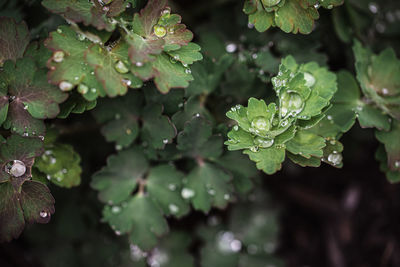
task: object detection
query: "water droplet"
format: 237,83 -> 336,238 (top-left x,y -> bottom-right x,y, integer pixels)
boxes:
280,91 -> 304,117
50,157 -> 56,164
91,88 -> 97,93
280,120 -> 288,127
303,72 -> 316,87
327,4 -> 333,9
369,2 -> 378,14
233,125 -> 239,131
208,188 -> 215,195
250,146 -> 259,152
327,115 -> 333,120
53,51 -> 64,63
181,188 -> 195,199
115,60 -> 129,73
162,139 -> 169,144
168,203 -> 179,214
327,151 -> 342,166
122,79 -> 132,87
130,244 -> 147,261
135,61 -> 143,67
40,211 -> 48,218
76,33 -> 85,41
59,81 -> 74,91
252,53 -> 258,59
102,6 -> 110,12
217,231 -> 242,254
224,194 -> 230,200
394,161 -> 400,168
153,25 -> 167,38
115,230 -> 121,236
185,68 -> 191,74
115,144 -> 122,151
225,43 -> 237,53
5,160 -> 26,177
56,28 -> 63,33
168,184 -> 176,191
39,136 -> 45,141
254,136 -> 274,148
247,23 -> 254,29
382,88 -> 389,95
126,128 -> 132,135
115,113 -> 121,120
147,248 -> 169,267
251,117 -> 270,132
111,206 -> 121,213
78,83 -> 89,94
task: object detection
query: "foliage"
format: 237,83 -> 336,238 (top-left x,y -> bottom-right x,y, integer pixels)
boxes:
0,0 -> 400,266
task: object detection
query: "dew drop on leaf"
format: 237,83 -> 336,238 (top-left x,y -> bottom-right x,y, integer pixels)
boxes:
153,25 -> 167,38
111,206 -> 121,214
114,60 -> 129,74
78,83 -> 89,94
39,211 -> 48,218
59,81 -> 74,91
327,151 -> 342,166
303,72 -> 316,87
185,68 -> 191,74
168,203 -> 179,214
5,160 -> 26,177
53,51 -> 64,63
181,188 -> 195,199
162,139 -> 169,144
280,91 -> 304,117
168,184 -> 176,191
225,43 -> 237,53
217,231 -> 242,254
251,117 -> 270,132
254,136 -> 274,148
135,61 -> 143,67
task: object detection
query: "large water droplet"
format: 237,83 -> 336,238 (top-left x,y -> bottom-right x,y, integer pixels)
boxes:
181,188 -> 195,199
280,91 -> 304,117
254,136 -> 274,148
250,146 -> 259,152
53,51 -> 65,63
327,151 -> 342,166
303,72 -> 316,87
59,81 -> 74,91
153,25 -> 167,38
5,160 -> 26,177
115,60 -> 129,73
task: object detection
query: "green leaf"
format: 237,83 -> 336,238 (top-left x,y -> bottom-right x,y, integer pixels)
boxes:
141,103 -> 177,149
184,162 -> 233,213
58,92 -> 97,119
0,58 -> 67,135
287,152 -> 321,167
275,0 -> 319,34
34,143 -> 82,188
92,91 -> 143,148
0,180 -> 54,242
0,18 -> 29,65
166,42 -> 203,65
91,148 -> 148,205
146,164 -> 190,218
42,0 -> 124,32
286,131 -> 326,158
102,194 -> 169,251
376,120 -> 400,172
244,146 -> 285,174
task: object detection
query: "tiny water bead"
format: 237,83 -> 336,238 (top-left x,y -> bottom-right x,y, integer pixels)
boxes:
251,116 -> 271,132
262,0 -> 282,7
78,83 -> 89,94
135,61 -> 143,67
168,203 -> 179,214
181,188 -> 195,199
303,72 -> 316,87
147,248 -> 169,267
114,60 -> 129,74
111,206 -> 121,213
369,2 -> 378,14
161,7 -> 171,16
39,210 -> 48,218
153,25 -> 167,38
5,160 -> 26,177
280,91 -> 304,117
254,136 -> 274,148
52,51 -> 64,63
394,161 -> 400,168
59,81 -> 74,91
225,43 -> 237,53
327,151 -> 342,166
122,79 -> 132,87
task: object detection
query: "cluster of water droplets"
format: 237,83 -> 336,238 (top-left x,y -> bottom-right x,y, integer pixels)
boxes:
216,231 -> 242,254
4,160 -> 26,177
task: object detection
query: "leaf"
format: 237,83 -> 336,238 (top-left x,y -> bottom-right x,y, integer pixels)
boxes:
166,42 -> 203,65
102,194 -> 169,251
0,18 -> 29,65
376,120 -> 400,172
287,152 -> 321,167
146,164 -> 190,218
141,103 -> 177,149
286,131 -> 326,158
0,180 -> 55,242
42,0 -> 124,32
57,92 -> 97,119
376,145 -> 400,183
91,147 -> 148,205
0,58 -> 67,135
275,0 -> 319,34
244,146 -> 285,175
184,162 -> 233,213
34,143 -> 82,188
92,90 -> 143,148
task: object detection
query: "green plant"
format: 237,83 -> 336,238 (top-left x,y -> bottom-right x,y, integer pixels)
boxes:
0,0 -> 399,266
